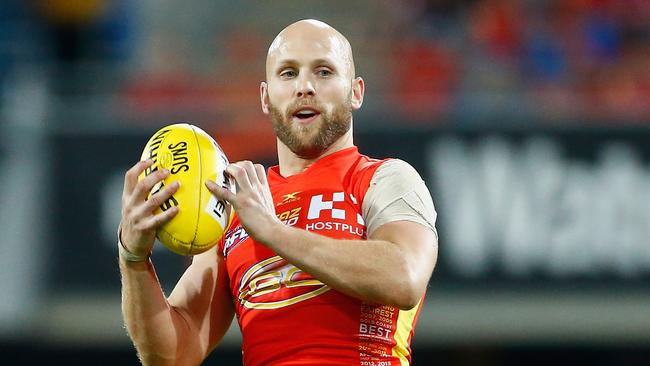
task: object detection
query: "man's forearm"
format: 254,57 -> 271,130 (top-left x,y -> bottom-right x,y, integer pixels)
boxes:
259,223 -> 429,310
120,258 -> 194,365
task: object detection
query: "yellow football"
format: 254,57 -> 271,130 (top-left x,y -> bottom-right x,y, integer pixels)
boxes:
139,123 -> 233,255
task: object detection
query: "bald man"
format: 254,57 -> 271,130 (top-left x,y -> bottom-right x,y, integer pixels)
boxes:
119,19 -> 438,365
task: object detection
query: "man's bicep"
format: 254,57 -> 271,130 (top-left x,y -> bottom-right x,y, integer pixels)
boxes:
370,220 -> 438,287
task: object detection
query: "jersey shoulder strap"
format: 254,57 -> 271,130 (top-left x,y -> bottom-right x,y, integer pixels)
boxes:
347,154 -> 391,204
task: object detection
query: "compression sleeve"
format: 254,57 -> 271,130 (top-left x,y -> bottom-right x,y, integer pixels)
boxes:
362,159 -> 438,238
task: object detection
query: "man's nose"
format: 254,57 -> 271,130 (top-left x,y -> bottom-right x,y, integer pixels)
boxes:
296,75 -> 315,98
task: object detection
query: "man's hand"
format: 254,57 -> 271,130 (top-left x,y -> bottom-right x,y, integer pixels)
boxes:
119,159 -> 180,258
205,161 -> 280,244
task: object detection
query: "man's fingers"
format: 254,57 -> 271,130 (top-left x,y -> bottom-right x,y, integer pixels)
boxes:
132,168 -> 170,203
124,159 -> 154,195
254,164 -> 267,186
139,206 -> 180,230
144,180 -> 180,212
225,164 -> 252,191
238,161 -> 261,187
206,180 -> 236,204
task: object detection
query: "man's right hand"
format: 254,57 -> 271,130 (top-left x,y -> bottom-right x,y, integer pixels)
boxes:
119,159 -> 180,258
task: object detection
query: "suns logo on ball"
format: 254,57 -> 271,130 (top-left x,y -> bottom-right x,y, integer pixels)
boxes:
237,256 -> 330,310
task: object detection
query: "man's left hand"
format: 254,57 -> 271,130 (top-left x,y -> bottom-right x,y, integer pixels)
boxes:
206,161 -> 280,244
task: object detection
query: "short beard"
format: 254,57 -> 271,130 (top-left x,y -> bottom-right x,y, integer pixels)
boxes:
269,97 -> 352,159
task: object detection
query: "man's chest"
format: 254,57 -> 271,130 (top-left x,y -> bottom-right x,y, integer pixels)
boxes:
222,182 -> 368,311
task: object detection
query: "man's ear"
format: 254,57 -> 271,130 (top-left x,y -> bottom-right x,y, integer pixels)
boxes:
351,77 -> 364,110
260,81 -> 270,114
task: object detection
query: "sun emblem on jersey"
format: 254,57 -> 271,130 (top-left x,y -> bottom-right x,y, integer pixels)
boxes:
238,256 -> 330,310
277,191 -> 302,206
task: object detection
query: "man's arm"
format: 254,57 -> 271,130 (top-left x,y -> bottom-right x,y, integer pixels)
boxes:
264,220 -> 436,309
206,160 -> 437,310
120,248 -> 234,365
120,161 -> 234,365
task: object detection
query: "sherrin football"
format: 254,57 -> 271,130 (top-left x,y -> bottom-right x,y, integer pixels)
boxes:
139,123 -> 233,256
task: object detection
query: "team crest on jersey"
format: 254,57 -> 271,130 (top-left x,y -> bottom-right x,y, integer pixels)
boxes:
238,256 -> 330,310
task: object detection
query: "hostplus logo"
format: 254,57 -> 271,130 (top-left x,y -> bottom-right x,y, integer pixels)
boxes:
305,192 -> 366,237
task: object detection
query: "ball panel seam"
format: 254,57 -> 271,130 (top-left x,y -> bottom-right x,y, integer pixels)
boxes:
189,124 -> 203,255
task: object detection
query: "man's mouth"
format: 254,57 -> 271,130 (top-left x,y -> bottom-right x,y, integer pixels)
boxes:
292,107 -> 321,122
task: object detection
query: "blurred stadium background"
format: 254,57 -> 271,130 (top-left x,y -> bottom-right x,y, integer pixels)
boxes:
1,0 -> 649,364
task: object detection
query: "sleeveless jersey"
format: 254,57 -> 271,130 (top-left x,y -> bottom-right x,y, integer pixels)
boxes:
220,147 -> 424,366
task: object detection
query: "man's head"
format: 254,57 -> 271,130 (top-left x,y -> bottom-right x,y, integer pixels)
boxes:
260,19 -> 364,159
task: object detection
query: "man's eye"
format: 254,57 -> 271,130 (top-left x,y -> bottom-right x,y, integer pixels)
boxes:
280,70 -> 296,78
317,69 -> 332,77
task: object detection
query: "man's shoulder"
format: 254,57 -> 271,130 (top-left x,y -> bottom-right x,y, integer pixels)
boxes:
372,159 -> 419,177
352,150 -> 390,172
368,159 -> 425,193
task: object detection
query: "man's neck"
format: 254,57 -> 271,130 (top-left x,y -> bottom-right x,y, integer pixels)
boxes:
277,130 -> 354,177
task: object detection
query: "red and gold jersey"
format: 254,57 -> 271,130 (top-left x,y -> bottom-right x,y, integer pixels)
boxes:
220,147 -> 424,366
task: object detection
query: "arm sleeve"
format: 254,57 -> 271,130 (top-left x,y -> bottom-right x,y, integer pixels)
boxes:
362,159 -> 438,239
